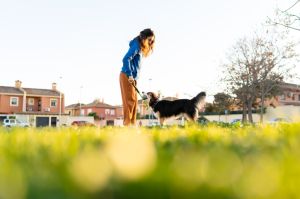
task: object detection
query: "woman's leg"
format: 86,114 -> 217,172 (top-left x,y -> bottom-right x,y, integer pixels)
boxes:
119,73 -> 136,126
130,81 -> 138,125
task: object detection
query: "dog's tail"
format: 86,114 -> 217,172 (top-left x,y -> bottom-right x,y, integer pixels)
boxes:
191,92 -> 206,104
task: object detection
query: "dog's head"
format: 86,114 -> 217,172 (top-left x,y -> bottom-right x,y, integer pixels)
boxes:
146,92 -> 160,108
196,92 -> 206,112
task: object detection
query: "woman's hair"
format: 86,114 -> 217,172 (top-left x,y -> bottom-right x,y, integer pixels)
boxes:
137,28 -> 155,57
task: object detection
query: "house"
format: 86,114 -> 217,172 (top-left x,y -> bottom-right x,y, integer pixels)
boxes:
0,80 -> 65,114
275,82 -> 300,106
66,97 -> 159,125
113,99 -> 154,120
114,105 -> 123,119
65,103 -> 85,116
66,99 -> 119,126
83,99 -> 116,120
0,80 -> 65,126
221,82 -> 300,112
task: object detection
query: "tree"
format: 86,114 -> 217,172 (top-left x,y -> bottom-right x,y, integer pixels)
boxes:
256,75 -> 284,123
222,29 -> 297,123
213,93 -> 233,121
268,1 -> 300,31
88,112 -> 99,120
204,102 -> 217,113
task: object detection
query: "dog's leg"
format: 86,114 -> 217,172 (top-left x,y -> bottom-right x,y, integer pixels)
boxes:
184,113 -> 197,123
193,110 -> 199,122
159,118 -> 165,126
183,114 -> 191,121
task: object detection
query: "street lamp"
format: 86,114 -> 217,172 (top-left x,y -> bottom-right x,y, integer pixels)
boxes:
59,76 -> 62,127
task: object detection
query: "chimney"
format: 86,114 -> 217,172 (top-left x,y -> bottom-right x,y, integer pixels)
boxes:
15,80 -> 22,89
52,82 -> 57,91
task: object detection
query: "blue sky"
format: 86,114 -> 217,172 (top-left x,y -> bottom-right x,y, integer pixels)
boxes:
0,0 -> 299,105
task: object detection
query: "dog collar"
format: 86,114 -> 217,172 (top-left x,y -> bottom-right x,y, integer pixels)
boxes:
151,101 -> 159,109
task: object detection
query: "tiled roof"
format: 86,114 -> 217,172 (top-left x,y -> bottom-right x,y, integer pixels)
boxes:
65,103 -> 85,109
280,82 -> 300,90
85,100 -> 114,108
0,86 -> 60,96
23,88 -> 60,96
0,86 -> 23,94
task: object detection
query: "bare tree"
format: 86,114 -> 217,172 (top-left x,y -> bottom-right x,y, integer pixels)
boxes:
222,30 -> 297,123
268,0 -> 300,31
223,37 -> 262,123
251,36 -> 297,123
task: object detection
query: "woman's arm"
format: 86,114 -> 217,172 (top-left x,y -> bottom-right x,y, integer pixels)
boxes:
122,40 -> 139,77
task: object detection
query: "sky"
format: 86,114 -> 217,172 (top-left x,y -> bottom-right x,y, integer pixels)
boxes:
0,0 -> 299,106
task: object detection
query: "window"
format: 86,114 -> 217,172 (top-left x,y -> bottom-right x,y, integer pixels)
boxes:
298,95 -> 300,101
110,109 -> 115,115
10,97 -> 19,106
279,94 -> 285,100
104,109 -> 115,115
50,99 -> 57,107
28,98 -> 34,105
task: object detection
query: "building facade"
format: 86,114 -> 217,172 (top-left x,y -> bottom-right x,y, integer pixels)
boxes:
0,80 -> 65,127
66,99 -> 118,121
0,80 -> 65,114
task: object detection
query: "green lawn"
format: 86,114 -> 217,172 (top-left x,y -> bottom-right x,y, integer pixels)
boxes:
1,123 -> 300,199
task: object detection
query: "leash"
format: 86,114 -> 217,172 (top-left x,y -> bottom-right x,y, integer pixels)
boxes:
131,82 -> 148,100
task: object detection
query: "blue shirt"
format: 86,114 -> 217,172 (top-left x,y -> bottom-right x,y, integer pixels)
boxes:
121,38 -> 142,80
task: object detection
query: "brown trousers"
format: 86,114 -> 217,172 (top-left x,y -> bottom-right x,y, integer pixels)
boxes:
119,72 -> 137,126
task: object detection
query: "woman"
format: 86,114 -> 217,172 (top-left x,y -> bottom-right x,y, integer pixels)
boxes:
120,28 -> 155,126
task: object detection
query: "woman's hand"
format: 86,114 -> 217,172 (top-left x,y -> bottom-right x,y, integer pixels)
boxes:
128,76 -> 134,84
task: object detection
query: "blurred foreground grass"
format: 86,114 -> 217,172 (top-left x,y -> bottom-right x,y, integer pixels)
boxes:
1,123 -> 300,199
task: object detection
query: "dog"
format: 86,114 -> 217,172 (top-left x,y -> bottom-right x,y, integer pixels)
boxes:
147,92 -> 206,125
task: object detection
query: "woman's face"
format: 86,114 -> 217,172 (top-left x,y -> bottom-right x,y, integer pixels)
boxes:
142,36 -> 155,48
147,36 -> 155,45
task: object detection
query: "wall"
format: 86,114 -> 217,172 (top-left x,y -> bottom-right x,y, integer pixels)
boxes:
40,96 -> 64,114
0,95 -> 23,113
264,105 -> 300,122
204,114 -> 261,123
204,105 -> 300,123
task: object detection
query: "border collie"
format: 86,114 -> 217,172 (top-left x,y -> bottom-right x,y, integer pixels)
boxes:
147,92 -> 206,125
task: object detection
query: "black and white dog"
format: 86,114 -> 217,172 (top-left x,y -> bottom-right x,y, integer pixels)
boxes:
147,92 -> 206,125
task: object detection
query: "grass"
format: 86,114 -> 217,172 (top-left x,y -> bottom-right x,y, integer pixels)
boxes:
1,123 -> 300,199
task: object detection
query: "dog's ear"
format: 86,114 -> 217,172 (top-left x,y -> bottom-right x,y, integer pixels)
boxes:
147,92 -> 159,100
146,92 -> 152,97
147,92 -> 154,99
